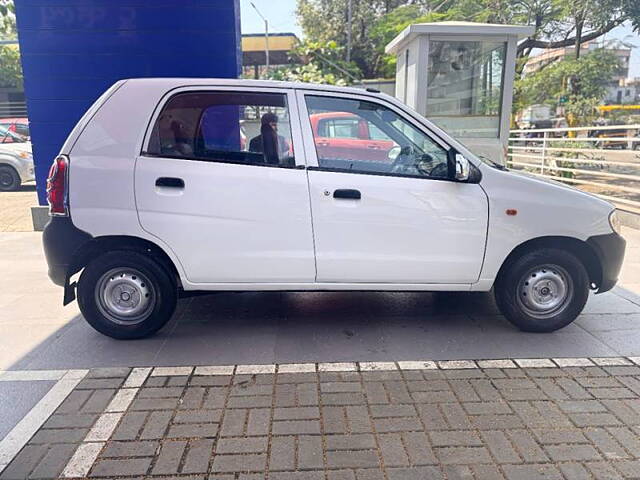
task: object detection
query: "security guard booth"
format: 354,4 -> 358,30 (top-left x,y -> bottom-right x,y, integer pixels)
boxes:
386,21 -> 534,163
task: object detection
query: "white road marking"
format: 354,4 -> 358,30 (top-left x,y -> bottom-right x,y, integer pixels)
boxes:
0,370 -> 67,381
477,359 -> 517,369
591,357 -> 633,366
553,358 -> 594,367
123,367 -> 152,387
318,362 -> 357,372
514,358 -> 556,368
397,361 -> 438,370
150,366 -> 193,377
236,364 -> 276,375
194,365 -> 235,376
628,357 -> 640,366
0,370 -> 87,469
438,360 -> 478,369
105,388 -> 138,413
359,362 -> 397,371
60,442 -> 104,478
85,412 -> 124,442
278,363 -> 316,373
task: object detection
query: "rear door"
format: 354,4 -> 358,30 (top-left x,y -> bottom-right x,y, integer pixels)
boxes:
135,87 -> 316,285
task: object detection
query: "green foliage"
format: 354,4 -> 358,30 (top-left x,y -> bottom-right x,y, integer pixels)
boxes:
514,50 -> 621,124
264,40 -> 360,85
0,45 -> 22,89
0,0 -> 21,89
370,6 -> 446,78
0,0 -> 15,36
296,0 -> 640,82
296,0 -> 442,78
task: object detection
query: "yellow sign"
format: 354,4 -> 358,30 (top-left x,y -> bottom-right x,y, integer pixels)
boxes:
242,34 -> 298,53
598,105 -> 640,112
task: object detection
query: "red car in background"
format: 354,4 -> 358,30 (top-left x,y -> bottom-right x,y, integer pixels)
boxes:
309,112 -> 396,162
0,118 -> 29,142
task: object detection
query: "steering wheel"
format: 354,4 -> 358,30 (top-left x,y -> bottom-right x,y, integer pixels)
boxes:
390,146 -> 416,174
391,147 -> 442,177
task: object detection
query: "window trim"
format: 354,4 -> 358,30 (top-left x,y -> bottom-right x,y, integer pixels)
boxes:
143,150 -> 305,170
140,86 -> 306,169
306,165 -> 457,183
296,89 -> 454,181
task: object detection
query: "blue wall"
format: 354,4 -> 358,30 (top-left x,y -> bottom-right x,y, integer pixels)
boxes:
14,0 -> 242,204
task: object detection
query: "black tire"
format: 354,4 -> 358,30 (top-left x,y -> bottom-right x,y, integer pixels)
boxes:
78,251 -> 177,339
0,165 -> 20,191
494,248 -> 589,332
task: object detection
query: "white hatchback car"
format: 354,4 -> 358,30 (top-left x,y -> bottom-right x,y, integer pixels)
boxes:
43,79 -> 625,339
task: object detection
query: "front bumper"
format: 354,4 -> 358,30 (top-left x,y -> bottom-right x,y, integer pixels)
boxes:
15,157 -> 34,183
587,232 -> 626,293
42,216 -> 92,286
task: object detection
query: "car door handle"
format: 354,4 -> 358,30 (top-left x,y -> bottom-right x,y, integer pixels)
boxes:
367,145 -> 380,149
333,189 -> 361,200
155,177 -> 184,188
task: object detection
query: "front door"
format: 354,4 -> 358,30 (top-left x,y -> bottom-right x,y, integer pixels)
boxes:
135,88 -> 316,284
299,91 -> 488,285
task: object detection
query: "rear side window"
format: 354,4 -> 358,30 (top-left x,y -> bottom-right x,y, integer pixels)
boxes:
147,91 -> 295,167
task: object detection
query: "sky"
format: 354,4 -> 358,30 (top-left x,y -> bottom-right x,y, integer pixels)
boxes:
240,0 -> 640,79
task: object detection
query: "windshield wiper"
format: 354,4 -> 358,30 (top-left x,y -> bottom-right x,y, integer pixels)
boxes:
479,155 -> 507,171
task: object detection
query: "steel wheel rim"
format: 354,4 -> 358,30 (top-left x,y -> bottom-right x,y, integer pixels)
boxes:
516,264 -> 573,319
0,171 -> 14,188
95,268 -> 155,325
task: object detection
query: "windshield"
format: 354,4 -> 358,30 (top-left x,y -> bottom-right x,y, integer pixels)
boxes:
0,125 -> 27,143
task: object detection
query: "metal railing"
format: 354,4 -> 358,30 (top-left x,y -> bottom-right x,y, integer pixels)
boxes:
0,101 -> 27,118
508,124 -> 640,214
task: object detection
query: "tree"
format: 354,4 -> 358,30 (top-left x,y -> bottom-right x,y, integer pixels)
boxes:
296,0 -> 444,78
296,0 -> 640,79
514,49 -> 621,123
0,0 -> 22,89
370,5 -> 447,77
264,40 -> 360,85
0,45 -> 22,89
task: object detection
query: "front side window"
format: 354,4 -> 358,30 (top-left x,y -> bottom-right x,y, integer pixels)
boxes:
305,95 -> 450,179
147,91 -> 295,167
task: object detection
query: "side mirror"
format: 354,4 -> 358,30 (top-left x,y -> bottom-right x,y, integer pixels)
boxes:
455,153 -> 470,181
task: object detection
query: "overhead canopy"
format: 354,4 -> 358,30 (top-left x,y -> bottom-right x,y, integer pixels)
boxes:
385,21 -> 535,54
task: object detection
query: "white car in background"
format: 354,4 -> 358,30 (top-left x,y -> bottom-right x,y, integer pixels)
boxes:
0,125 -> 34,191
42,79 -> 625,339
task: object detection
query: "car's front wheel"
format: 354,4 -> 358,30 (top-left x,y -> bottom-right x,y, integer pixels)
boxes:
78,251 -> 177,339
495,248 -> 589,332
0,165 -> 20,191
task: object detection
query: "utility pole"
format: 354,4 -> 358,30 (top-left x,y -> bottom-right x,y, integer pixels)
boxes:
250,2 -> 270,75
346,0 -> 352,63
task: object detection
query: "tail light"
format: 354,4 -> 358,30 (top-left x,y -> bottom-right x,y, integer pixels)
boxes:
46,155 -> 69,216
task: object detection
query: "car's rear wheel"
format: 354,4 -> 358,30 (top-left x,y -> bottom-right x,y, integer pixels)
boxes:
495,247 -> 589,332
78,251 -> 177,339
0,165 -> 20,191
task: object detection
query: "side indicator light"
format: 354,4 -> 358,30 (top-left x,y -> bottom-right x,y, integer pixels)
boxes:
506,209 -> 518,216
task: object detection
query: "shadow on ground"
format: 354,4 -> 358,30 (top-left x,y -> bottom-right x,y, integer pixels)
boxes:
8,289 -> 640,371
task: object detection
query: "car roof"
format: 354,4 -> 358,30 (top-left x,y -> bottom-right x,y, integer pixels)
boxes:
123,78 -> 383,97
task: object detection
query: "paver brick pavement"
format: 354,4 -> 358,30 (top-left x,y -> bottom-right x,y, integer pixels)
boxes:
3,363 -> 640,478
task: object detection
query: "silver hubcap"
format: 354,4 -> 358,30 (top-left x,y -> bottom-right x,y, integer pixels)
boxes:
96,268 -> 155,325
517,264 -> 573,319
